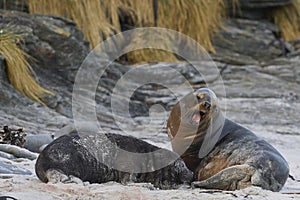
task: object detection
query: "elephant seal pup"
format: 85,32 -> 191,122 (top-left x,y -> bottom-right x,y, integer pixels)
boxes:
35,132 -> 193,189
167,88 -> 289,191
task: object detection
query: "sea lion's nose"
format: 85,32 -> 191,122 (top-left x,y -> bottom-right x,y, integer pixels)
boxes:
204,101 -> 211,109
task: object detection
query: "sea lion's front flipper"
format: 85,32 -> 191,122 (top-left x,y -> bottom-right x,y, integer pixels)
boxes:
46,169 -> 83,185
192,164 -> 256,190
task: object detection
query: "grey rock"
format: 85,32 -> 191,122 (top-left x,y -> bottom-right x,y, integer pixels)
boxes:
212,19 -> 282,65
0,151 -> 16,160
0,56 -> 8,83
238,0 -> 291,8
0,57 -> 35,107
24,134 -> 54,153
0,0 -> 29,12
226,0 -> 291,20
0,144 -> 37,160
0,9 -> 89,110
0,161 -> 32,175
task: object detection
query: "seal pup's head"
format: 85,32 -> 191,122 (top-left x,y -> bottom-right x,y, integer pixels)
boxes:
154,156 -> 194,189
167,88 -> 224,161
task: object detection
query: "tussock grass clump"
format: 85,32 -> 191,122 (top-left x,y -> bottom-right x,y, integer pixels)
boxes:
121,0 -> 228,63
270,0 -> 300,41
28,0 -> 118,48
11,0 -> 300,63
0,30 -> 54,105
27,0 -> 230,63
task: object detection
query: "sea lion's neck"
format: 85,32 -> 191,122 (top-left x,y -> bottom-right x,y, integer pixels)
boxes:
182,110 -> 226,155
196,110 -> 226,158
180,111 -> 227,171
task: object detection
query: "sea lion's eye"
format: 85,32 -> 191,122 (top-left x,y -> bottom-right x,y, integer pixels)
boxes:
197,93 -> 205,100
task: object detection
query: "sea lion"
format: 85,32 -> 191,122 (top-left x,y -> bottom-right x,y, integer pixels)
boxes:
167,87 -> 289,191
35,131 -> 193,189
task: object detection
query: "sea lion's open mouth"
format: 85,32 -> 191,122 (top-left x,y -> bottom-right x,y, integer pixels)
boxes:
191,110 -> 207,125
191,100 -> 211,125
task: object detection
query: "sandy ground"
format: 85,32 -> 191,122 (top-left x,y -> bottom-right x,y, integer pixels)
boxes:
0,124 -> 299,200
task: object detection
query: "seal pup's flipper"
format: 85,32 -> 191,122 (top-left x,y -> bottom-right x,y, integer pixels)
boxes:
192,164 -> 256,190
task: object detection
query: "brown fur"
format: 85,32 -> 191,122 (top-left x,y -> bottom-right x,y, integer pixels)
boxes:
167,88 -> 217,171
196,155 -> 230,181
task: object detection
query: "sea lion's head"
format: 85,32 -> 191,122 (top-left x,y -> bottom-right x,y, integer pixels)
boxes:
167,88 -> 223,159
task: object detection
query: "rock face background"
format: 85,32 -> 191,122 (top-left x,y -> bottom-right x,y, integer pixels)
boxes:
0,3 -> 300,199
0,8 -> 299,142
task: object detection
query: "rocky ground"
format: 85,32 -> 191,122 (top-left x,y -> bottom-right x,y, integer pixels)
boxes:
0,3 -> 300,200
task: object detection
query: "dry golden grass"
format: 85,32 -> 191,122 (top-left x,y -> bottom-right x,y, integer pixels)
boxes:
24,0 -> 300,64
122,28 -> 180,63
0,30 -> 54,105
270,0 -> 300,41
28,0 -> 117,48
26,0 -> 234,63
121,0 -> 229,62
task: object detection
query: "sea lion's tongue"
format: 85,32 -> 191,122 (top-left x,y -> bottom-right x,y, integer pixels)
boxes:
192,113 -> 201,124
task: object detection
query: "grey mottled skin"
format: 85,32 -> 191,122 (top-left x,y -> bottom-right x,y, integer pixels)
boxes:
192,119 -> 289,191
35,132 -> 193,189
